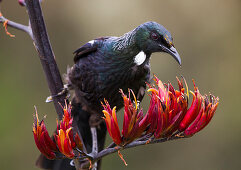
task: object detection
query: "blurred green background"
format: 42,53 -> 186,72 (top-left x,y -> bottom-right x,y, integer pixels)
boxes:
0,0 -> 241,170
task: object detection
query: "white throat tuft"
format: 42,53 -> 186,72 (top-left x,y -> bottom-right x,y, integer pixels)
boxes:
134,51 -> 146,65
88,40 -> 95,45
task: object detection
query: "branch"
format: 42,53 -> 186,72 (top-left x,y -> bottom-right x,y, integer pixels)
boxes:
77,134 -> 187,168
1,1 -> 85,169
0,12 -> 33,39
25,0 -> 66,119
23,1 -> 85,169
91,127 -> 98,170
92,135 -> 187,162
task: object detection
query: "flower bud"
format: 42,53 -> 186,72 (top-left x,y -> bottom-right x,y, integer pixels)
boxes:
18,0 -> 26,6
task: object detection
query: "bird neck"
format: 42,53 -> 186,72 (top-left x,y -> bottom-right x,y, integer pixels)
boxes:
112,28 -> 139,52
110,27 -> 151,66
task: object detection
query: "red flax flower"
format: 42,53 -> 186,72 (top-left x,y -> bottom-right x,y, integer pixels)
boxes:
147,76 -> 219,138
33,104 -> 83,159
102,89 -> 149,146
55,104 -> 83,158
103,76 -> 219,145
33,109 -> 57,159
183,94 -> 219,136
147,76 -> 189,138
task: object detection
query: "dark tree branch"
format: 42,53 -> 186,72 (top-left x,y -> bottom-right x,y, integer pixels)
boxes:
1,1 -> 87,169
24,1 -> 86,169
25,0 -> 66,119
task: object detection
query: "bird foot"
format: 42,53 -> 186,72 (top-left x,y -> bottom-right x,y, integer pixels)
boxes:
45,84 -> 71,103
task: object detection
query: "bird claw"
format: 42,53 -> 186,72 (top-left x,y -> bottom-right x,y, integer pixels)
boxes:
45,84 -> 71,103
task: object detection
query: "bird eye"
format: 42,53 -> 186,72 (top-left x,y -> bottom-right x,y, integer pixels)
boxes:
151,32 -> 158,40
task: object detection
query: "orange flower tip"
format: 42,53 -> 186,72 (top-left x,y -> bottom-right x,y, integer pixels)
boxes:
189,90 -> 195,97
130,89 -> 138,110
145,138 -> 152,144
104,98 -> 107,103
168,91 -> 173,95
118,150 -> 128,166
153,74 -> 159,82
175,133 -> 185,138
34,105 -> 39,116
66,127 -> 73,134
102,110 -> 109,116
192,79 -> 199,91
145,81 -> 151,87
32,126 -> 36,133
176,76 -> 183,87
147,88 -> 158,94
158,80 -> 163,88
119,89 -> 124,95
3,20 -> 15,37
182,77 -> 189,98
88,159 -> 92,170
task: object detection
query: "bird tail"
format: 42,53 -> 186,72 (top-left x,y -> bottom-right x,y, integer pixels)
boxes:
36,97 -> 107,170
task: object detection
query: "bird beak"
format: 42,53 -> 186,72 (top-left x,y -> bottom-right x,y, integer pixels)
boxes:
160,45 -> 182,66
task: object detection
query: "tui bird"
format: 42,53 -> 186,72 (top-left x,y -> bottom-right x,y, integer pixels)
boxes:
37,21 -> 181,170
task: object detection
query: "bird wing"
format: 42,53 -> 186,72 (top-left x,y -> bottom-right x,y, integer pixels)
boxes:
73,37 -> 109,63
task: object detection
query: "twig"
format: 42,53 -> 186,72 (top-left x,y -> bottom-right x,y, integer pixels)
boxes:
92,135 -> 187,162
76,135 -> 187,166
25,0 -> 66,119
0,12 -> 33,39
106,142 -> 116,149
91,127 -> 98,170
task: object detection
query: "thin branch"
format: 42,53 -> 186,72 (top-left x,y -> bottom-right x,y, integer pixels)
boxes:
92,135 -> 187,162
0,12 -> 33,39
77,135 -> 187,167
106,142 -> 116,149
91,127 -> 98,170
25,0 -> 66,119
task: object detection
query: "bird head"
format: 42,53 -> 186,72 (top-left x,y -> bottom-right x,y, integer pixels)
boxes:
135,21 -> 181,65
